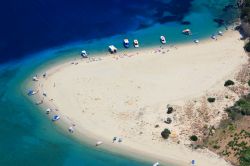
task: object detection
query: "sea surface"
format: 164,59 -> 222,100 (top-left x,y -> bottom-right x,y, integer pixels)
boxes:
0,0 -> 239,165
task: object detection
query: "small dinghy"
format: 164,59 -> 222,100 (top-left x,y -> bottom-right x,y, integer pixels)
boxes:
52,115 -> 60,121
81,50 -> 88,58
27,90 -> 38,96
46,108 -> 52,114
194,39 -> 199,43
218,31 -> 223,36
68,126 -> 74,133
32,76 -> 39,81
133,39 -> 139,48
211,35 -> 217,40
123,39 -> 130,48
108,45 -> 117,54
153,162 -> 160,166
182,29 -> 192,35
160,36 -> 166,44
96,141 -> 103,146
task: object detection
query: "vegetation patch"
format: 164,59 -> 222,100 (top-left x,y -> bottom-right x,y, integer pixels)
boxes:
190,135 -> 198,142
161,128 -> 171,139
224,80 -> 235,87
207,97 -> 216,103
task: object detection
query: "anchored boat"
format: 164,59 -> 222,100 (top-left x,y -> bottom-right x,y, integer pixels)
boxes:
123,39 -> 129,48
133,39 -> 139,48
52,115 -> 60,121
182,29 -> 192,35
81,50 -> 88,58
108,45 -> 117,54
160,36 -> 166,44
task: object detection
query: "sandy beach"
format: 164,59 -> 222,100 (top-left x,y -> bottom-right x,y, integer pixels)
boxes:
33,30 -> 248,166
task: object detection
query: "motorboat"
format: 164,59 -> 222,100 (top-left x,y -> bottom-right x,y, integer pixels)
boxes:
81,50 -> 88,58
52,115 -> 60,121
133,39 -> 139,48
160,36 -> 166,44
182,29 -> 192,35
108,45 -> 117,54
123,39 -> 129,48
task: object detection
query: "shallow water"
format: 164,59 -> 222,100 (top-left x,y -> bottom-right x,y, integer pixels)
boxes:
0,0 -> 239,165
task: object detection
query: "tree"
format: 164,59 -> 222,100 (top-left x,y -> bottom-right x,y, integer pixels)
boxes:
161,128 -> 171,139
190,135 -> 198,141
224,80 -> 235,87
245,41 -> 250,52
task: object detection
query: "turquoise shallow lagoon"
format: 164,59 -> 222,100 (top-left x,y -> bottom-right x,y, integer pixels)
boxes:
0,0 -> 239,165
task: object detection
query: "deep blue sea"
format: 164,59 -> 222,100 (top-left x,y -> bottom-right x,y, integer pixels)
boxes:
0,0 -> 239,165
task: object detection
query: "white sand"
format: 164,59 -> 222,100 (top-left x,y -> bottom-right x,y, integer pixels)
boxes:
35,30 -> 247,166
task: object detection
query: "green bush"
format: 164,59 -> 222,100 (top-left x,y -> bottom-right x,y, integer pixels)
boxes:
244,42 -> 250,52
248,80 -> 250,87
190,135 -> 198,141
161,128 -> 171,139
224,80 -> 235,87
207,97 -> 216,103
240,147 -> 250,166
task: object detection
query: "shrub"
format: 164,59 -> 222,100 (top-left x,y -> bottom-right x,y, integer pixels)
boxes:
240,147 -> 250,166
190,135 -> 198,141
167,107 -> 174,114
207,97 -> 216,103
244,41 -> 250,52
248,80 -> 250,87
161,128 -> 171,139
224,80 -> 235,87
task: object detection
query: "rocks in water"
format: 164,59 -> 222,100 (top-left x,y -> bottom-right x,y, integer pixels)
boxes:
164,117 -> 172,124
181,21 -> 191,25
213,18 -> 225,26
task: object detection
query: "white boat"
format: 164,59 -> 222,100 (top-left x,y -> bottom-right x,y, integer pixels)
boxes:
68,126 -> 74,133
27,90 -> 38,96
133,39 -> 139,48
153,162 -> 160,166
211,35 -> 217,40
96,141 -> 103,146
194,39 -> 199,43
218,31 -> 223,36
160,36 -> 166,44
81,50 -> 88,58
52,115 -> 60,121
32,76 -> 39,81
182,29 -> 192,35
108,45 -> 117,54
46,108 -> 52,114
123,39 -> 129,48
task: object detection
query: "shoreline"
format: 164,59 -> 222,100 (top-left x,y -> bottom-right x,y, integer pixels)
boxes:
26,29 -> 247,166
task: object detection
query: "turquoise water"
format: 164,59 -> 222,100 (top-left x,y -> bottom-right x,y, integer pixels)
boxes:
0,0 -> 239,165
